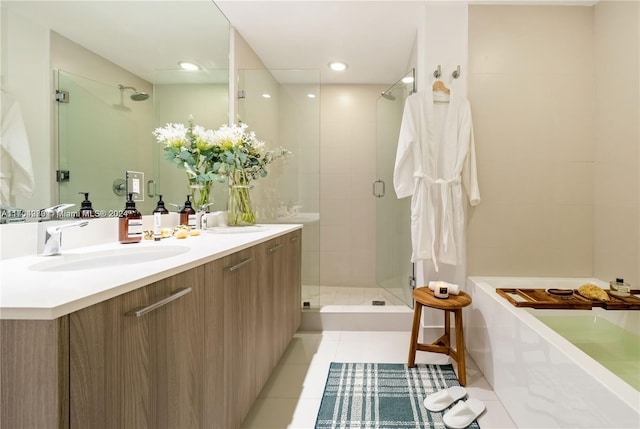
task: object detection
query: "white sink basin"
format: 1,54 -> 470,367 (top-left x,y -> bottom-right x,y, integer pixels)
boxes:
29,245 -> 190,272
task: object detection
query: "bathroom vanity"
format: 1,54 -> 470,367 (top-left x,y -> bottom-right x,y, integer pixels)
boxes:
0,224 -> 302,429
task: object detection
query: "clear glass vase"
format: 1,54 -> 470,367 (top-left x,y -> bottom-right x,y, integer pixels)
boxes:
188,178 -> 213,210
227,169 -> 256,226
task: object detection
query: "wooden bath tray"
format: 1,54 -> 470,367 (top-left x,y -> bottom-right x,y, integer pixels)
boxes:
587,290 -> 640,310
496,288 -> 640,310
496,288 -> 592,309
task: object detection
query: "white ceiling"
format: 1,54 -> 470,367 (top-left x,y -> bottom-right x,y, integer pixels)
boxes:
4,0 -> 230,83
215,0 -> 425,85
5,1 -> 598,86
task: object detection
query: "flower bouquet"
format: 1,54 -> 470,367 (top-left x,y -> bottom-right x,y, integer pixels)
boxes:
208,123 -> 290,226
153,115 -> 219,209
154,118 -> 290,225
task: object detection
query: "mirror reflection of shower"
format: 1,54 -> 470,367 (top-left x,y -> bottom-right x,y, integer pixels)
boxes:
114,84 -> 149,111
380,90 -> 396,101
379,69 -> 415,102
118,84 -> 150,101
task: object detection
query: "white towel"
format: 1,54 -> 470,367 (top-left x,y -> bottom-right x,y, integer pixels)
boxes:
1,91 -> 34,205
428,280 -> 460,295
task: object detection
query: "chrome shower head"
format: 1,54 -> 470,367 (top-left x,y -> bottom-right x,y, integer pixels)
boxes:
118,84 -> 149,101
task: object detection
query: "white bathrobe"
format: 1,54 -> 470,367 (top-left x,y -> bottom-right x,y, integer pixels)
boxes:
1,91 -> 34,205
393,88 -> 480,271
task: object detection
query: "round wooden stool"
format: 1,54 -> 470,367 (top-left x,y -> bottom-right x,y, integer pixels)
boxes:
408,287 -> 472,386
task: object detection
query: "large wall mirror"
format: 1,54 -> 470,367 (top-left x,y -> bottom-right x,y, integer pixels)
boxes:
1,0 -> 230,220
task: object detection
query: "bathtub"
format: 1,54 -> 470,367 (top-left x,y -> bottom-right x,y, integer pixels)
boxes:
466,276 -> 640,428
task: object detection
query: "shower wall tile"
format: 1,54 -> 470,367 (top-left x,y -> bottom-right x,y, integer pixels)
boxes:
320,173 -> 351,202
320,251 -> 352,286
476,160 -> 555,205
319,84 -> 387,288
548,75 -> 595,162
468,6 -> 554,75
593,0 -> 640,287
320,224 -> 352,252
468,4 -> 595,278
551,6 -> 595,74
552,161 -> 594,205
594,205 -> 639,286
552,204 -> 593,250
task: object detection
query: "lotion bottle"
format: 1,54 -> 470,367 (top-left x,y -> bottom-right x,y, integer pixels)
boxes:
179,195 -> 196,228
119,193 -> 142,243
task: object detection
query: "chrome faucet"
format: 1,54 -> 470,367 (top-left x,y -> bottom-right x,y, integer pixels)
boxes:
38,203 -> 75,221
38,204 -> 88,256
40,220 -> 89,256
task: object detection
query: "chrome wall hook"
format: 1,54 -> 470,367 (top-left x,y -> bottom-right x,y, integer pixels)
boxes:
433,65 -> 442,79
452,65 -> 461,79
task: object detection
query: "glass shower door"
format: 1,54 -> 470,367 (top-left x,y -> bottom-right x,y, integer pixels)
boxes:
374,70 -> 415,307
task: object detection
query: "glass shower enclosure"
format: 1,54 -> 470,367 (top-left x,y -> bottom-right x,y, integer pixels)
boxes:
374,69 -> 415,307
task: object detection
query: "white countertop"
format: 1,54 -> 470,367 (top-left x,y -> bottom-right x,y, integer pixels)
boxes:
0,224 -> 301,320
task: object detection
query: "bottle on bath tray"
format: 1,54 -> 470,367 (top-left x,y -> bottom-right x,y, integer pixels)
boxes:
119,193 -> 142,244
179,195 -> 196,228
609,278 -> 631,297
428,281 -> 460,296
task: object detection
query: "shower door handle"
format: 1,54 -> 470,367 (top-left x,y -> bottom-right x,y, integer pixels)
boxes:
373,179 -> 385,198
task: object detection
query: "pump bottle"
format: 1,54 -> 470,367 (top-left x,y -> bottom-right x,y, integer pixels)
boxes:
119,193 -> 142,243
179,195 -> 196,228
153,195 -> 170,214
77,192 -> 96,218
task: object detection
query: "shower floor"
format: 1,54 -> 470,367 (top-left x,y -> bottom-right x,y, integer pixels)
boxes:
301,285 -> 409,307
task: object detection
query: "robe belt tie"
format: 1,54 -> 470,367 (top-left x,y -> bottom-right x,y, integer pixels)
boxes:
413,173 -> 461,271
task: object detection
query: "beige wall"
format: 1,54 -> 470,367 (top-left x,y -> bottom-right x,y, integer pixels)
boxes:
320,84 -> 386,287
467,2 -> 639,287
593,0 -> 639,287
467,5 -> 596,277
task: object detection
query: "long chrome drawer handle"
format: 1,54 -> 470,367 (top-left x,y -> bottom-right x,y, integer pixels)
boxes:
126,287 -> 192,318
268,244 -> 284,253
224,257 -> 253,272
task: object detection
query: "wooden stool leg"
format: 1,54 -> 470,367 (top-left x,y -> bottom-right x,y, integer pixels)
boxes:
407,302 -> 423,367
454,309 -> 467,386
443,309 -> 451,346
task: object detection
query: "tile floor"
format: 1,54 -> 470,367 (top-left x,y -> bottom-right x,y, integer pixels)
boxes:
241,330 -> 517,429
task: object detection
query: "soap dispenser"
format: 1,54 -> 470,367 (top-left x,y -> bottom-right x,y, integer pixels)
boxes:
153,195 -> 170,214
179,195 -> 196,228
77,192 -> 96,218
119,193 -> 142,244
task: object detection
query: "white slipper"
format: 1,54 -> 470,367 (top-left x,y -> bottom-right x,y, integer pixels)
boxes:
423,386 -> 467,412
442,398 -> 485,429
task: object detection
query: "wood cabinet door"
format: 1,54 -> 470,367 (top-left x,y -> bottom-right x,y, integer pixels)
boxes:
287,230 -> 303,336
153,266 -> 205,429
256,236 -> 287,389
223,246 -> 258,428
70,267 -> 204,429
202,258 -> 226,429
70,284 -> 154,429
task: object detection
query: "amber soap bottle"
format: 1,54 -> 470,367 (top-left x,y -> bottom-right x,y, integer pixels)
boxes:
119,193 -> 142,244
179,195 -> 196,228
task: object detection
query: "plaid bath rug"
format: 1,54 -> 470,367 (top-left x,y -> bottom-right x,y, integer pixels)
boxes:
315,362 -> 481,429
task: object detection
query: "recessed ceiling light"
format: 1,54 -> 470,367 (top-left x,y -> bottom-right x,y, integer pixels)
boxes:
328,61 -> 348,71
262,93 -> 271,98
307,93 -> 316,99
178,61 -> 200,71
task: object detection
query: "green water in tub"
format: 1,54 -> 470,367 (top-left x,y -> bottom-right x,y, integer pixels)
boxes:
536,315 -> 640,391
